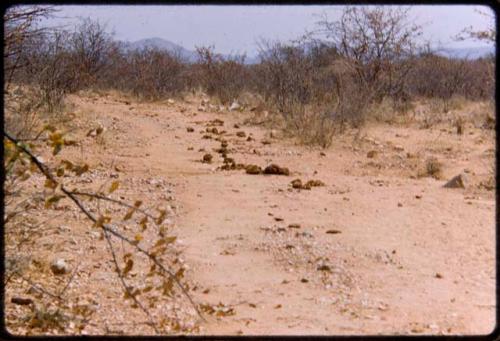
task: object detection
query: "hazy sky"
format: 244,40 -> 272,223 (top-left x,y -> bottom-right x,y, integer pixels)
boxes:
39,5 -> 495,56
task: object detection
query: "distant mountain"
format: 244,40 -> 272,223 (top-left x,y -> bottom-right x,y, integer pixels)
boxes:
121,37 -> 198,62
435,46 -> 495,59
120,37 -> 259,63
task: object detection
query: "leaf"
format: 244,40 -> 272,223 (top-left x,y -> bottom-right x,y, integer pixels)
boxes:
142,285 -> 153,293
162,279 -> 174,297
74,164 -> 89,176
175,267 -> 185,280
122,259 -> 134,276
156,209 -> 166,225
93,215 -> 111,228
61,160 -> 74,170
123,208 -> 135,221
109,181 -> 119,193
44,124 -> 56,132
44,178 -> 57,189
44,195 -> 65,209
140,216 -> 148,231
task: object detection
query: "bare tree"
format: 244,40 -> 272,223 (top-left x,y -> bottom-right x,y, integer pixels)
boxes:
4,5 -> 55,88
455,8 -> 495,44
315,6 -> 422,102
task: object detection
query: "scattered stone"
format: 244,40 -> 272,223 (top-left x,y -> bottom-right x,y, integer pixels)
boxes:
207,119 -> 224,126
288,223 -> 301,229
229,101 -> 241,111
50,259 -> 69,275
274,217 -> 284,222
291,179 -> 303,189
202,134 -> 212,139
415,194 -> 422,199
247,136 -> 254,142
320,152 -> 326,157
270,129 -> 277,138
305,179 -> 325,187
11,297 -> 33,306
291,178 -> 324,190
223,157 -> 235,164
367,150 -> 378,159
233,124 -> 240,129
326,230 -> 341,234
245,164 -> 262,174
206,127 -> 219,134
202,154 -> 213,164
261,139 -> 271,145
317,265 -> 331,272
444,174 -> 467,189
167,98 -> 175,104
435,273 -> 443,279
300,278 -> 309,283
264,164 -> 289,176
187,127 -> 194,132
221,141 -> 228,148
187,146 -> 194,151
236,131 -> 246,138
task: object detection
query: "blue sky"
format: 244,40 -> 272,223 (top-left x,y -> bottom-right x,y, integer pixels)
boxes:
38,5 -> 495,56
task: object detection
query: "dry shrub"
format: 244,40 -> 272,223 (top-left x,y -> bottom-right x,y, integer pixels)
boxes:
124,48 -> 188,100
418,157 -> 443,179
283,108 -> 336,148
195,46 -> 247,105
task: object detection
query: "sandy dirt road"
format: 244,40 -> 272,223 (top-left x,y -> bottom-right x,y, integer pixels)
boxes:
6,93 -> 495,335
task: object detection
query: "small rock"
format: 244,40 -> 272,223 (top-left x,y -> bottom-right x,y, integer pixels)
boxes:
444,174 -> 467,189
264,164 -> 289,176
50,259 -> 69,275
245,164 -> 262,174
229,101 -> 241,111
367,150 -> 378,158
398,202 -> 403,207
326,230 -> 341,234
202,154 -> 213,164
11,297 -> 33,305
435,273 -> 443,279
187,127 -> 194,132
288,223 -> 301,229
236,131 -> 246,138
291,179 -> 303,189
167,99 -> 175,104
317,265 -> 331,272
233,124 -> 240,129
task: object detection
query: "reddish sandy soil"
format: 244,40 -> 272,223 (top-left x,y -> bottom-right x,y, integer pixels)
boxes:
4,91 -> 496,336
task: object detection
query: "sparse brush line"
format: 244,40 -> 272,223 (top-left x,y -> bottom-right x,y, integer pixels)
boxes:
3,131 -> 205,326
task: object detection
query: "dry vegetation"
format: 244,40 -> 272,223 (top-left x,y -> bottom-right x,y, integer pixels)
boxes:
3,4 -> 496,336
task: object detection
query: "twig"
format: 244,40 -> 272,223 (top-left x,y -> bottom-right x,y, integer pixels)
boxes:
103,228 -> 159,333
58,261 -> 80,298
3,131 -> 205,323
68,191 -> 158,221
